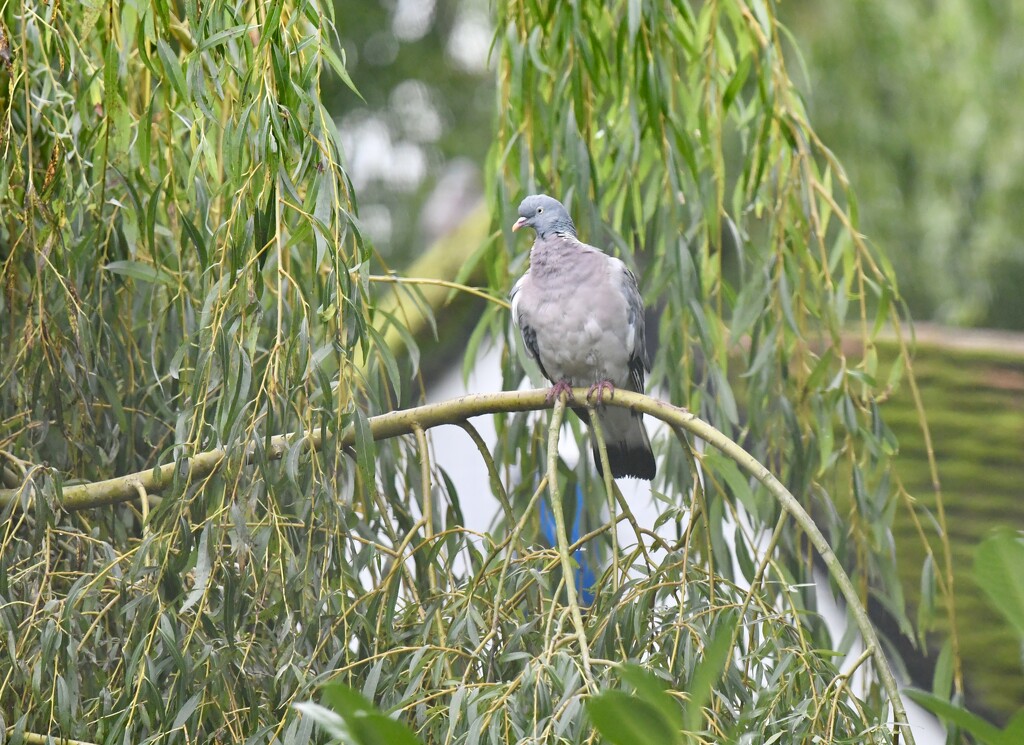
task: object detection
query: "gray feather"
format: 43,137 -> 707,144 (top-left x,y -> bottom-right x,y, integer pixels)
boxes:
621,266 -> 649,393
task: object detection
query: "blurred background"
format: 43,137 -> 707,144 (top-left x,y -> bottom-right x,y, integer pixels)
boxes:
331,0 -> 492,259
330,0 -> 1024,729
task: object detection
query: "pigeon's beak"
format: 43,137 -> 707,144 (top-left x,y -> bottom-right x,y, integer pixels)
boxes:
512,216 -> 528,232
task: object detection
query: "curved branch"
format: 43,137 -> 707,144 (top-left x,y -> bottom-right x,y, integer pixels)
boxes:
0,387 -> 914,745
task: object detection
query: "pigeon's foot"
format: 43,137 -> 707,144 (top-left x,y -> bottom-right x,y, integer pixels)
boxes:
546,379 -> 575,404
586,379 -> 616,405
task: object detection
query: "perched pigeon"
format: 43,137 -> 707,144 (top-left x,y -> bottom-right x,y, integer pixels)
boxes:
509,194 -> 656,480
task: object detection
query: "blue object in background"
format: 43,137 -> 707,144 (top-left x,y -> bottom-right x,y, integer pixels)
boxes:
539,483 -> 598,605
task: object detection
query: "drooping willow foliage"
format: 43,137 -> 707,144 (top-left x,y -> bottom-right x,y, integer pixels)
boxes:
484,0 -> 939,675
0,0 -> 946,743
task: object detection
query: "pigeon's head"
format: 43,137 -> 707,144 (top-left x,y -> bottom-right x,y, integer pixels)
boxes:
512,194 -> 577,238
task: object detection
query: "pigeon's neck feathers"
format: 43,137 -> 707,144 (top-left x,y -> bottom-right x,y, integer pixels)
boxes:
536,217 -> 576,240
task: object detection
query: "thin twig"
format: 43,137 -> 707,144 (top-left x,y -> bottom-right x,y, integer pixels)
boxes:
586,402 -> 620,589
413,424 -> 437,594
545,394 -> 594,686
368,274 -> 509,309
456,420 -> 514,526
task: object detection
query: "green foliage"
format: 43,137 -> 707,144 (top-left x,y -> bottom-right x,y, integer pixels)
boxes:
0,0 -> 943,743
0,0 -> 399,739
1,0 -> 378,482
588,665 -> 684,745
587,621 -> 737,745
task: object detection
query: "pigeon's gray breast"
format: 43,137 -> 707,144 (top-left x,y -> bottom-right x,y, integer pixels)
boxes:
521,237 -> 632,386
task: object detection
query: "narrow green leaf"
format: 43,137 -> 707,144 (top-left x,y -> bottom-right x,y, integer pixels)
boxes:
180,214 -> 209,268
172,691 -> 203,730
97,373 -> 128,432
197,25 -> 251,52
321,42 -> 363,100
684,610 -> 737,732
627,0 -> 642,42
916,553 -> 936,642
615,664 -> 681,727
293,702 -> 350,741
804,347 -> 836,394
974,529 -> 1024,637
105,260 -> 177,287
905,689 -> 1008,745
353,409 -> 377,488
104,43 -> 131,154
932,638 -> 954,701
366,324 -> 402,402
587,690 -> 680,745
316,683 -> 422,745
722,54 -> 752,110
156,40 -> 188,99
704,451 -> 754,514
180,523 -> 212,614
82,0 -> 105,31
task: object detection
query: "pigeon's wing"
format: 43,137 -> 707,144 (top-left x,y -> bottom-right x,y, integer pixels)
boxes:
509,271 -> 554,382
588,251 -> 656,479
608,258 -> 649,393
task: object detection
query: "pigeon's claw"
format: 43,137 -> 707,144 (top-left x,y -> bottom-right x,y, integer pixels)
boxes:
586,380 -> 616,405
546,379 -> 575,404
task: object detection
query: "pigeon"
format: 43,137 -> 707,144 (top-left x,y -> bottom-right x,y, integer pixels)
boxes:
509,194 -> 656,480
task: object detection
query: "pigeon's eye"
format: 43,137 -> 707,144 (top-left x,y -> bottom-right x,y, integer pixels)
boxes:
537,207 -> 544,214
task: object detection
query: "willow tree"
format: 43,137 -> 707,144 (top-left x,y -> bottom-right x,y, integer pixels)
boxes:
1,1 -> 945,743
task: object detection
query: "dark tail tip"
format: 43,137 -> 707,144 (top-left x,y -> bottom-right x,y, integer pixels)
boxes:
593,441 -> 656,481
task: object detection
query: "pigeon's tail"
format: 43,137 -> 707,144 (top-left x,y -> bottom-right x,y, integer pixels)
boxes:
591,406 -> 656,480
